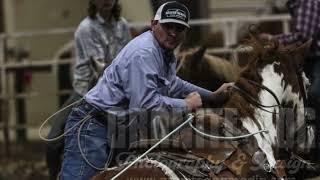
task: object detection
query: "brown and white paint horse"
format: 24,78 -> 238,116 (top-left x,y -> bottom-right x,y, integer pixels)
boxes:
220,38 -> 314,175
177,39 -> 314,177
92,39 -> 314,179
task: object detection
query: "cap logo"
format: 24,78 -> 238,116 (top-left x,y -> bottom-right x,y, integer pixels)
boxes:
165,9 -> 187,21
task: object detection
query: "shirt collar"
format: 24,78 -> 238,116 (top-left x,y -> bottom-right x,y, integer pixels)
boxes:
96,13 -> 106,24
163,50 -> 175,64
96,13 -> 115,25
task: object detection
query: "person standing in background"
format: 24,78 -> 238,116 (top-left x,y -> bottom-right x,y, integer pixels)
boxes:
45,0 -> 131,179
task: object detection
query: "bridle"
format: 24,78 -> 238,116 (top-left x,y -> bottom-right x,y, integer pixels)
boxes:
232,78 -> 282,114
176,57 -> 184,73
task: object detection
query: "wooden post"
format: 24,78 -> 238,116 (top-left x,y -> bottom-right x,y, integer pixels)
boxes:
15,50 -> 28,143
0,0 -> 10,156
0,39 -> 10,156
183,0 -> 209,47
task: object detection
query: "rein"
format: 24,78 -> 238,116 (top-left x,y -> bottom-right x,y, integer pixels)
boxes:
176,58 -> 184,73
189,121 -> 269,140
232,78 -> 282,114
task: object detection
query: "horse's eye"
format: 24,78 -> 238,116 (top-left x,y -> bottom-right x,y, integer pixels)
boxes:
274,61 -> 280,66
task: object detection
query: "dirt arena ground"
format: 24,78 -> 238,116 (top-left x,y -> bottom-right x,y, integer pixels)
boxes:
0,141 -> 48,180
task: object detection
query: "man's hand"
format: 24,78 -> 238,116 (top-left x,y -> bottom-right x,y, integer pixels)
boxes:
92,58 -> 108,75
204,82 -> 234,106
214,82 -> 234,97
185,92 -> 202,111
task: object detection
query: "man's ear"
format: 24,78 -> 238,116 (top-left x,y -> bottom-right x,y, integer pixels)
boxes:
150,20 -> 158,31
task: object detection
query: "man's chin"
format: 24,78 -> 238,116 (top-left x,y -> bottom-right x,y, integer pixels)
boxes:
102,6 -> 113,11
165,44 -> 178,50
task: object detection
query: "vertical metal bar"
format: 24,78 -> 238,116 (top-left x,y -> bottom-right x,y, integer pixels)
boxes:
15,56 -> 27,143
223,21 -> 229,48
0,34 -> 10,156
282,20 -> 290,34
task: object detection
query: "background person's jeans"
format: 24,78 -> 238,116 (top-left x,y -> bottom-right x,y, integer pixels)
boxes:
308,60 -> 320,105
60,100 -> 110,180
305,56 -> 320,162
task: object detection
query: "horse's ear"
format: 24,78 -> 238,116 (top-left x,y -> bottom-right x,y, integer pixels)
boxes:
294,39 -> 312,57
291,39 -> 312,67
191,46 -> 207,65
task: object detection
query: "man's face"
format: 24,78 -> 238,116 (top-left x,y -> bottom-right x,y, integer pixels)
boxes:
151,20 -> 187,51
94,0 -> 115,14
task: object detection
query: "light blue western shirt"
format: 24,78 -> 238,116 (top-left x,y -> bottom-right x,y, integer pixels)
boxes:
85,31 -> 212,113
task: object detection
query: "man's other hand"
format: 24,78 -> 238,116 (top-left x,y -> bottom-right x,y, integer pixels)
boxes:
185,92 -> 202,111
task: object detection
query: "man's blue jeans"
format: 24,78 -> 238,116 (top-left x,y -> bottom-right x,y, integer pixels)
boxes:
60,100 -> 110,180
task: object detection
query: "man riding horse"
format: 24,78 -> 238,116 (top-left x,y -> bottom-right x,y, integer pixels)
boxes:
59,1 -> 233,179
91,32 -> 316,180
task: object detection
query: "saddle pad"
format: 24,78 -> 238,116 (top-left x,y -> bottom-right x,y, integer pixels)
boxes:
224,148 -> 255,177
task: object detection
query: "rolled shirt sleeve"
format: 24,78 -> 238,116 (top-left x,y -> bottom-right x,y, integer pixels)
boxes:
169,76 -> 213,99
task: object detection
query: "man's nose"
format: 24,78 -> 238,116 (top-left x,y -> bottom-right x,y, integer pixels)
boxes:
167,28 -> 178,37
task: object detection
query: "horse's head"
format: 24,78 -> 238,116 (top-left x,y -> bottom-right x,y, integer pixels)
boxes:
176,46 -> 212,88
176,46 -> 240,91
226,37 -> 314,174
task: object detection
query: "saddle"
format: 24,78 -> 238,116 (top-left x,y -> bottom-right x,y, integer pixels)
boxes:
102,110 -> 287,179
146,151 -> 217,179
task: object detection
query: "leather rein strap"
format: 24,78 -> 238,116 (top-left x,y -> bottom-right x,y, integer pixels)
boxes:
232,79 -> 282,114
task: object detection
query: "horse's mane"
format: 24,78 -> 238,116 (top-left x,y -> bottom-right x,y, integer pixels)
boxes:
243,32 -> 296,63
239,34 -> 296,80
204,54 -> 240,82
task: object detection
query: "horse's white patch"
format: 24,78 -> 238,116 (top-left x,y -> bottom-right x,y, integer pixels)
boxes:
241,63 -> 311,169
242,117 -> 277,168
242,64 -> 282,168
302,72 -> 310,91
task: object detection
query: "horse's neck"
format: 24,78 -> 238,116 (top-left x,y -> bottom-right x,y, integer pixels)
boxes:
225,65 -> 283,169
